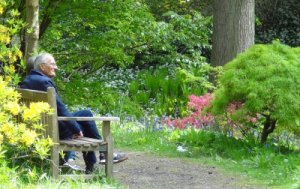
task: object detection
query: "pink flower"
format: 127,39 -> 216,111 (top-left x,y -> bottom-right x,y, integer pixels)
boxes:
165,93 -> 214,129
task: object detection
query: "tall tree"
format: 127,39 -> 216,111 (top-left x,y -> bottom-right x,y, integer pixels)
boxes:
25,0 -> 39,61
211,0 -> 255,66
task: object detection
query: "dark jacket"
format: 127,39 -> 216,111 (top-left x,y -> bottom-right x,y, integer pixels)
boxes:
20,70 -> 81,138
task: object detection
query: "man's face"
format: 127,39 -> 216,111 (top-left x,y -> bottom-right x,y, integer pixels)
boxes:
40,57 -> 58,78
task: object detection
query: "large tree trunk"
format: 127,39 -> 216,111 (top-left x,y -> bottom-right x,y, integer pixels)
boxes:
211,0 -> 255,66
25,0 -> 39,62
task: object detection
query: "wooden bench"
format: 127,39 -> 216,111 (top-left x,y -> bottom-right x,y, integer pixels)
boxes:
17,87 -> 119,179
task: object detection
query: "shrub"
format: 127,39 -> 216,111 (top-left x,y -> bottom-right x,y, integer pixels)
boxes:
0,1 -> 23,84
0,77 -> 53,181
127,64 -> 214,117
165,93 -> 214,129
211,41 -> 300,143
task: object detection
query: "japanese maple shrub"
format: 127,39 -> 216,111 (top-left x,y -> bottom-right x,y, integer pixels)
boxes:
211,41 -> 300,143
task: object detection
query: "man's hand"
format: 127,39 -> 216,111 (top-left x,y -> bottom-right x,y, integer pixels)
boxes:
73,131 -> 83,139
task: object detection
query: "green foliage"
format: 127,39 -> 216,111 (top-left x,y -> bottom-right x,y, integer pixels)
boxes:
38,0 -> 213,118
127,64 -> 213,116
0,1 -> 24,84
134,11 -> 211,68
256,0 -> 300,47
58,60 -> 214,118
57,76 -> 144,117
41,0 -> 157,75
0,160 -> 18,188
294,47 -> 300,58
113,121 -> 178,154
143,0 -> 213,21
0,77 -> 53,183
212,41 -> 300,139
175,129 -> 251,159
40,1 -> 212,80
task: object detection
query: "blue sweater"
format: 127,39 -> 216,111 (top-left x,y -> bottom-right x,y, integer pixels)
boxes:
20,70 -> 81,138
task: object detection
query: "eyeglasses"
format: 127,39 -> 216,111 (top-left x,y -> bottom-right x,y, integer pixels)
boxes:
44,62 -> 58,68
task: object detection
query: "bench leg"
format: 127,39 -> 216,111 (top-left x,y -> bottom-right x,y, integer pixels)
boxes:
103,121 -> 113,178
51,146 -> 60,179
105,134 -> 113,178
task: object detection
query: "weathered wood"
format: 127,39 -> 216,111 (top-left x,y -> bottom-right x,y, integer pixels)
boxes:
59,174 -> 100,180
58,145 -> 107,152
16,88 -> 48,101
47,87 -> 59,142
17,87 -> 118,179
102,121 -> 113,178
58,117 -> 120,121
105,134 -> 113,178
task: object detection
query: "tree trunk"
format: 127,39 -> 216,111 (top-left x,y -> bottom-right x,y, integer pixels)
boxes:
211,0 -> 255,66
261,115 -> 276,144
25,0 -> 39,61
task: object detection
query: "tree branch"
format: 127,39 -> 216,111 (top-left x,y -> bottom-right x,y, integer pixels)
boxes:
39,0 -> 65,39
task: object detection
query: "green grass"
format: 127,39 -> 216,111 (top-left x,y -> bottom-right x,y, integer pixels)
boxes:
0,158 -> 124,189
21,180 -> 122,189
113,125 -> 300,189
5,176 -> 125,189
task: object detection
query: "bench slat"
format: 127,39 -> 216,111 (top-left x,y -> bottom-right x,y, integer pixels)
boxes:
16,88 -> 48,101
58,116 -> 120,121
76,137 -> 102,143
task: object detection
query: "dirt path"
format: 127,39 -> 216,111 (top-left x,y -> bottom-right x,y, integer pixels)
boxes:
113,151 -> 267,189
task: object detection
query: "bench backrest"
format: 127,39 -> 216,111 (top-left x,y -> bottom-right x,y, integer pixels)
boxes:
16,87 -> 59,143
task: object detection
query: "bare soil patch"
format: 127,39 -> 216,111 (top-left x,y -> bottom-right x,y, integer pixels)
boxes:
113,151 -> 267,189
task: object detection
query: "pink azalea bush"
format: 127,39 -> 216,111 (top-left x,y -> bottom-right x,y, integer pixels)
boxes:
165,94 -> 259,133
165,93 -> 214,129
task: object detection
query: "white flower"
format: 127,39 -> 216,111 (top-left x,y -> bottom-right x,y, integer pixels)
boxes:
176,145 -> 187,152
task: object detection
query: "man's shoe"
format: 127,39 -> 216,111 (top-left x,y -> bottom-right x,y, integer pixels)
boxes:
61,159 -> 84,171
99,152 -> 128,164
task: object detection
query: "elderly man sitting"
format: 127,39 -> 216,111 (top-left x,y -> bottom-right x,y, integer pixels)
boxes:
20,52 -> 127,174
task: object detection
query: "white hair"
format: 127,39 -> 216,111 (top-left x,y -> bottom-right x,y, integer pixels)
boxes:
27,55 -> 37,72
34,52 -> 55,70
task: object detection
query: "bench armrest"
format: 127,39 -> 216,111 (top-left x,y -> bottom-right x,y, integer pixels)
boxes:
57,116 -> 120,121
57,116 -> 118,143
